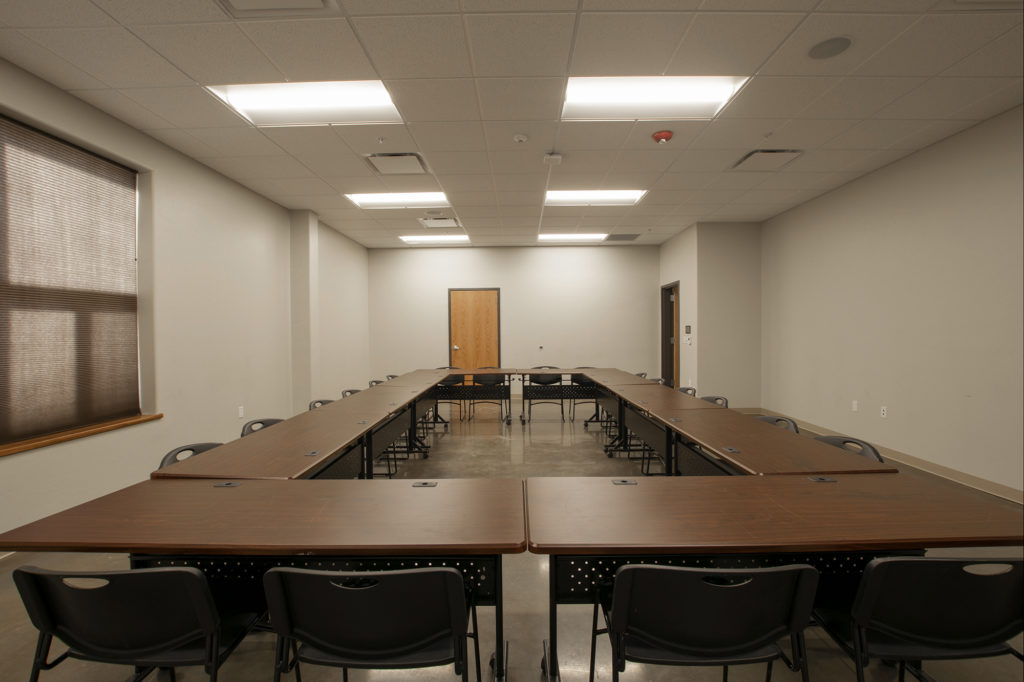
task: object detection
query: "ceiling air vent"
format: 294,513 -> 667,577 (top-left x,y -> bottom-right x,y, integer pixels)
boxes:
366,153 -> 427,175
732,149 -> 802,172
216,0 -> 343,19
606,233 -> 640,242
418,217 -> 460,229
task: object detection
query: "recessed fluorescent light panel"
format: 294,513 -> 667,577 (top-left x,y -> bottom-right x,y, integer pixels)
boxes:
562,76 -> 747,120
538,233 -> 608,242
345,192 -> 450,209
545,190 -> 646,206
399,234 -> 470,244
207,81 -> 401,126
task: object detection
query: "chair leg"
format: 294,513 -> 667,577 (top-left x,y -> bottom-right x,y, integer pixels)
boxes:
764,658 -> 773,682
723,664 -> 729,681
589,601 -> 599,682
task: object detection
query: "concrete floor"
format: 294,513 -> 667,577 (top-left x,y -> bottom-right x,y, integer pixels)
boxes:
1,401 -> 1021,682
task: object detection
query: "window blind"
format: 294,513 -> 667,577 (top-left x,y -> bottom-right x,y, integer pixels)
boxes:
0,115 -> 139,445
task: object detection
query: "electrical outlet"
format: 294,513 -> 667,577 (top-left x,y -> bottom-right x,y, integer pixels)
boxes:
880,405 -> 887,418
852,400 -> 858,412
238,405 -> 244,418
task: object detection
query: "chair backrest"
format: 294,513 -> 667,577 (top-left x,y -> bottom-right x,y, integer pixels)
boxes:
814,435 -> 883,462
571,367 -> 595,385
609,564 -> 818,657
14,565 -> 219,662
240,418 -> 283,437
309,399 -> 334,410
159,442 -> 222,469
473,367 -> 504,386
852,557 -> 1023,650
701,395 -> 728,407
385,374 -> 399,380
368,379 -> 385,387
756,415 -> 799,433
677,386 -> 696,396
530,365 -> 561,386
341,389 -> 361,397
634,372 -> 647,378
437,367 -> 463,386
263,567 -> 467,661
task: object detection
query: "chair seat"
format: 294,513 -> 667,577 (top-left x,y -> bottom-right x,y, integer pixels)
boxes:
298,636 -> 457,669
621,635 -> 783,668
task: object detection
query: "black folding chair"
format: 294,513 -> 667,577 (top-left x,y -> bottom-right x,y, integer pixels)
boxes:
263,567 -> 479,682
240,418 -> 283,437
159,442 -> 222,469
14,565 -> 258,682
591,563 -> 818,682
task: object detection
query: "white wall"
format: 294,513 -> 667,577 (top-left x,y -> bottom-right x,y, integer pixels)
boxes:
696,223 -> 762,408
761,106 -> 1023,490
314,224 -> 370,395
0,60 -> 296,533
367,246 -> 660,377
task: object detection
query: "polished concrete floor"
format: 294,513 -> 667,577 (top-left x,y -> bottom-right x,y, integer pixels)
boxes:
1,401 -> 1021,682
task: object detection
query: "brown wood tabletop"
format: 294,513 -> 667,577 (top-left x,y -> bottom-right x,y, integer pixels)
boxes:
654,408 -> 899,475
152,383 -> 435,480
378,369 -> 449,387
525,475 -> 1023,555
0,478 -> 528,556
583,368 -> 660,386
612,383 -> 727,411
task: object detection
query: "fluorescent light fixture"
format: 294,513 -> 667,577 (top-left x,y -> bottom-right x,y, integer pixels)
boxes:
207,81 -> 402,125
545,190 -> 646,206
538,233 -> 608,242
562,76 -> 747,120
345,192 -> 450,209
399,234 -> 470,244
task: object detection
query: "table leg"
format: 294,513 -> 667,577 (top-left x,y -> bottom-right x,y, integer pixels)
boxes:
542,555 -> 561,681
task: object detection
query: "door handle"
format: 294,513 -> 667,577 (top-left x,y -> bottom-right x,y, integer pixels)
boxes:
453,345 -> 460,350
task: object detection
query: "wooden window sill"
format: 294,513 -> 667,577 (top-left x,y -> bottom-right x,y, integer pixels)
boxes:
0,413 -> 163,458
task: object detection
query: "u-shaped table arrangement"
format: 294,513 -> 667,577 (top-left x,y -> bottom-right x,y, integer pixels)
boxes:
1,368 -> 1021,681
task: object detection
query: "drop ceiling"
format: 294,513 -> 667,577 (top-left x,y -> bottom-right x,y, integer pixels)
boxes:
0,0 -> 1020,248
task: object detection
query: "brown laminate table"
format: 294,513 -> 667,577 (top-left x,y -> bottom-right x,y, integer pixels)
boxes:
525,475 -> 1024,681
0,477 -> 527,679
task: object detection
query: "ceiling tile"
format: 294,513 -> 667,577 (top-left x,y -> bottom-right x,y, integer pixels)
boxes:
875,76 -> 1022,119
783,148 -> 892,172
21,27 -> 192,88
244,177 -> 339,196
436,174 -> 496,191
889,118 -> 976,150
298,153 -> 375,177
949,79 -> 1023,120
815,0 -> 938,11
408,121 -> 487,151
706,171 -> 773,190
570,12 -> 693,75
488,150 -> 545,174
483,120 -> 558,151
200,155 -> 315,179
380,175 -> 442,191
90,0 -> 230,24
132,23 -> 284,84
855,12 -> 1019,77
261,126 -> 355,156
323,176 -> 389,193
465,13 -> 574,76
333,124 -> 418,154
689,118 -> 782,150
601,173 -> 662,189
341,0 -> 460,14
667,12 -> 803,76
120,86 -> 247,127
186,127 -> 285,156
822,118 -> 937,149
667,149 -> 745,172
759,171 -> 858,190
698,0 -> 818,10
476,77 -> 565,120
610,149 -> 679,174
422,151 -> 491,174
797,76 -> 926,118
72,88 -> 175,129
719,76 -> 836,118
385,78 -> 481,121
352,14 -> 472,78
548,150 -> 617,174
760,13 -> 920,76
651,172 -> 716,189
239,19 -> 378,81
0,30 -> 109,89
583,0 -> 701,8
0,0 -> 115,28
941,24 -> 1024,77
758,118 -> 858,148
446,190 -> 497,206
555,121 -> 635,151
496,190 -> 545,206
464,0 -> 578,10
547,174 -> 613,190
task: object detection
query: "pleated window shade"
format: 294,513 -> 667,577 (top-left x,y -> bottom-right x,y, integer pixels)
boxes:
0,115 -> 139,446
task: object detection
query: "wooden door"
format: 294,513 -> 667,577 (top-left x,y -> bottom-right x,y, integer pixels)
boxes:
660,283 -> 679,388
449,289 -> 500,371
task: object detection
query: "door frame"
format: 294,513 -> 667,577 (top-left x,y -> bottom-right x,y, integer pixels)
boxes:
448,288 -> 501,368
660,281 -> 679,388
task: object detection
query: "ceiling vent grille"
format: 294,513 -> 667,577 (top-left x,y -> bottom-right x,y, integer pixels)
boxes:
731,149 -> 802,172
417,217 -> 460,229
606,233 -> 640,242
366,153 -> 427,175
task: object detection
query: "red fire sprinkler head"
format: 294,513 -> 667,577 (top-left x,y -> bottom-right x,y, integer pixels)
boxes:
652,130 -> 673,144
